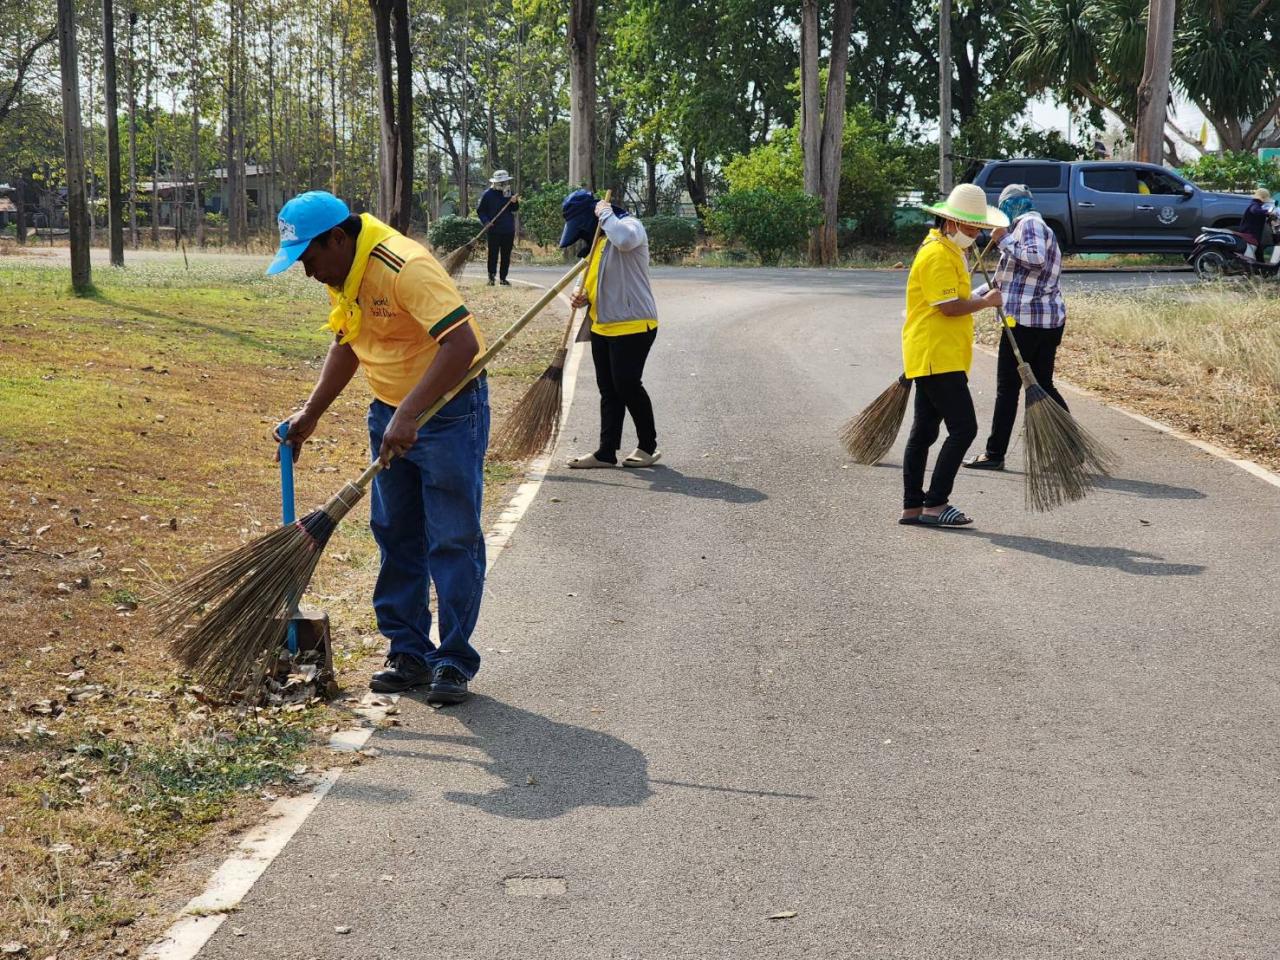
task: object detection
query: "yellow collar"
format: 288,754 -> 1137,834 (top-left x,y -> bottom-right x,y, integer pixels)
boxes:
325,213 -> 399,344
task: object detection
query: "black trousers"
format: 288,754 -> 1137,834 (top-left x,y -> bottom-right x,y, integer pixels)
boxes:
486,231 -> 514,280
591,328 -> 658,457
903,371 -> 978,509
985,324 -> 1067,458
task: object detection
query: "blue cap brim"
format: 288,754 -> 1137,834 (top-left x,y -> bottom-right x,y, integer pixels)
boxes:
559,212 -> 595,248
265,240 -> 308,276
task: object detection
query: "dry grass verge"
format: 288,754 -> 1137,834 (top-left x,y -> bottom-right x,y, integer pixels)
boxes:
0,250 -> 567,957
981,284 -> 1280,471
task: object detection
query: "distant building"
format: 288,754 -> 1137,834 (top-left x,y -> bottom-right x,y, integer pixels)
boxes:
206,165 -> 285,226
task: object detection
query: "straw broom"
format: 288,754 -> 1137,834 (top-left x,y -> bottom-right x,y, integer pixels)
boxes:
153,256 -> 590,698
490,191 -> 611,461
439,195 -> 518,281
839,375 -> 911,465
973,245 -> 1116,511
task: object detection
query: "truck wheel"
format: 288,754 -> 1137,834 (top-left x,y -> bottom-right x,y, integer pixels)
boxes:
1192,250 -> 1228,280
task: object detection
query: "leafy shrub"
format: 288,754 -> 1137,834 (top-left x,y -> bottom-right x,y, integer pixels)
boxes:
518,180 -> 571,247
724,138 -> 801,194
1183,151 -> 1280,194
722,108 -> 924,242
428,215 -> 482,253
706,188 -> 823,265
641,215 -> 698,263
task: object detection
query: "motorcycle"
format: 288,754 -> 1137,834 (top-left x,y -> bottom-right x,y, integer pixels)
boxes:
1188,204 -> 1280,280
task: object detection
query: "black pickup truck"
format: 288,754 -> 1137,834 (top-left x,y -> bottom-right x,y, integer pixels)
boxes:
964,159 -> 1254,254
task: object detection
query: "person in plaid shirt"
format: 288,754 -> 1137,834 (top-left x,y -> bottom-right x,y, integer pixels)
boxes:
965,183 -> 1069,471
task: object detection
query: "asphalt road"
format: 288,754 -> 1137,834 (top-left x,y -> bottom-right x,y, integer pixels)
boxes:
198,267 -> 1280,959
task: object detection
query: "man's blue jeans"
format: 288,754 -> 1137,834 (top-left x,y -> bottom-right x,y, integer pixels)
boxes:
367,377 -> 489,679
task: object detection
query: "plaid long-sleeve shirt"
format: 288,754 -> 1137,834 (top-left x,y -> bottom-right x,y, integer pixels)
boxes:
976,211 -> 1065,329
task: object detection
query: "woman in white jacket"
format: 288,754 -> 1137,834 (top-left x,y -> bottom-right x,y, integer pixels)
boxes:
558,189 -> 662,469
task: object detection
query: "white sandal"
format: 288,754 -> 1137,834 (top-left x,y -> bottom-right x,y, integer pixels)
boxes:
567,453 -> 617,469
622,448 -> 662,468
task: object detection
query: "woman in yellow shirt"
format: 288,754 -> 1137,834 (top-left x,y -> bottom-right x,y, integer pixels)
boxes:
900,184 -> 1006,528
558,190 -> 662,470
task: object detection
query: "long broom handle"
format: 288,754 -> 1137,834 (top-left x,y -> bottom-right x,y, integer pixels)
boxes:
557,190 -> 611,351
345,256 -> 590,494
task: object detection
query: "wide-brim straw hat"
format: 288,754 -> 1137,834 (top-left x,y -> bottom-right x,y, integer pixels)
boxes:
1255,188 -> 1273,202
922,183 -> 1009,229
490,169 -> 513,185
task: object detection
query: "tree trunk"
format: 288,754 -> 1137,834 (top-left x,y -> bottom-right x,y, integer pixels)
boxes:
801,0 -> 854,265
15,176 -> 26,245
645,153 -> 657,217
816,0 -> 853,265
235,2 -> 247,241
102,0 -> 125,265
370,0 -> 412,231
1135,0 -> 1175,164
147,15 -> 157,245
85,27 -> 96,245
682,150 -> 707,215
189,0 -> 204,245
459,18 -> 471,215
799,0 -> 821,199
939,0 -> 953,192
567,0 -> 597,189
125,5 -> 138,248
392,0 -> 413,231
267,7 -> 277,221
57,0 -> 93,293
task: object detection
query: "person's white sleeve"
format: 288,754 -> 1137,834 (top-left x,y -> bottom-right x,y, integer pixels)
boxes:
600,214 -> 646,251
1002,218 -> 1047,268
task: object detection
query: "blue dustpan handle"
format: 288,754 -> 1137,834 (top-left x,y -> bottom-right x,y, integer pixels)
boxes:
277,421 -> 299,654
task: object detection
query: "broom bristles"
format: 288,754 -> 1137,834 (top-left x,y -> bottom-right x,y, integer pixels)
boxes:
440,239 -> 477,280
1022,382 -> 1117,512
839,376 -> 911,465
153,505 -> 344,698
490,348 -> 568,460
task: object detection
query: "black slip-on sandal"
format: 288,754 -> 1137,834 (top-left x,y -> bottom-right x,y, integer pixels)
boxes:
918,505 -> 973,527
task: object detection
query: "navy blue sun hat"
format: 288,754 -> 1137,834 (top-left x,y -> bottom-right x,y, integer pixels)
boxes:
558,189 -> 629,248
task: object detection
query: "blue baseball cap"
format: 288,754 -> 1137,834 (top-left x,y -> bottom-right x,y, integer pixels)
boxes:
558,189 -> 597,248
266,191 -> 350,276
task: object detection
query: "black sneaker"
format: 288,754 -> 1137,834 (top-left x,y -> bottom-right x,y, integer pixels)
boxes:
370,653 -> 433,693
426,665 -> 470,707
499,278 -> 511,286
963,453 -> 1005,471
487,277 -> 496,286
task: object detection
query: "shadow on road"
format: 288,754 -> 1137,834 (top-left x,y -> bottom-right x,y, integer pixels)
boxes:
548,465 -> 767,504
1092,474 -> 1207,500
398,695 -> 652,820
977,531 -> 1206,576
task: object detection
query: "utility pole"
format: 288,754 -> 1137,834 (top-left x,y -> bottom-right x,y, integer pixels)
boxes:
938,0 -> 953,193
57,0 -> 93,293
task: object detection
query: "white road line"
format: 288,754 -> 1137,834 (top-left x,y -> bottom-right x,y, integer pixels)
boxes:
143,276 -> 583,960
973,343 -> 1280,490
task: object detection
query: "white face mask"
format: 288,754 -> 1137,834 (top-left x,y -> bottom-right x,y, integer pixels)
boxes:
948,228 -> 977,249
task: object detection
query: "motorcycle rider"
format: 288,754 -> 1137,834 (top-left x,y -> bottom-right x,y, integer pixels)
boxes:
1238,188 -> 1273,262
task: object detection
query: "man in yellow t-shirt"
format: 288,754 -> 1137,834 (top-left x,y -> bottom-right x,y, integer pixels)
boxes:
899,184 -> 1006,528
267,191 -> 487,706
